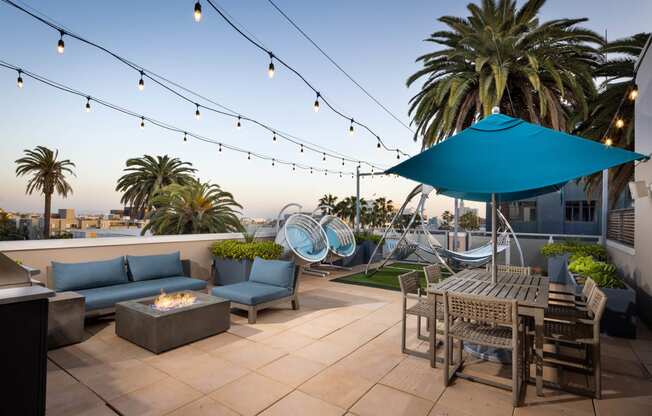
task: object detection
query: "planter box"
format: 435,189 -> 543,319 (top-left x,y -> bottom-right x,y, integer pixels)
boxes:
547,254 -> 570,284
213,257 -> 252,286
334,241 -> 382,267
568,269 -> 637,339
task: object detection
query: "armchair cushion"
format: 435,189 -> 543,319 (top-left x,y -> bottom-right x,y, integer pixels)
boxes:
127,251 -> 184,281
52,257 -> 128,292
248,257 -> 295,289
212,281 -> 291,305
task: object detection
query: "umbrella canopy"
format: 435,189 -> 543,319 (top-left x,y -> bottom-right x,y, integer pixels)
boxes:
386,114 -> 648,202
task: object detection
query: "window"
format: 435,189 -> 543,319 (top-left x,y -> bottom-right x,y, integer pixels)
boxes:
506,201 -> 536,222
565,201 -> 596,222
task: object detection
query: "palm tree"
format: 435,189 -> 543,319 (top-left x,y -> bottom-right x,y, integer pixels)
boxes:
318,194 -> 338,215
142,179 -> 243,235
336,196 -> 366,226
407,0 -> 602,147
15,146 -> 75,239
575,33 -> 650,206
116,155 -> 196,219
371,197 -> 395,227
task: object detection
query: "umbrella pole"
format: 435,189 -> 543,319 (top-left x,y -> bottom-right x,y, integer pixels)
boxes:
491,193 -> 497,285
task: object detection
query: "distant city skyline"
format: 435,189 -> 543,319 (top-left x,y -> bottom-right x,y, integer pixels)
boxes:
1,0 -> 650,219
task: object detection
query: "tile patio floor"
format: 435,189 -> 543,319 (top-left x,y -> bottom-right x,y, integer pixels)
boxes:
46,267 -> 652,416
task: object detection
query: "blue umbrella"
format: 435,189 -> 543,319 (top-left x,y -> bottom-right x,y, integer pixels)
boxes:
387,113 -> 648,282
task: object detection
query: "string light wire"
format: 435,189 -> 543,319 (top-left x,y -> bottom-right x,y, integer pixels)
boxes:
0,0 -> 388,170
0,60 -> 358,177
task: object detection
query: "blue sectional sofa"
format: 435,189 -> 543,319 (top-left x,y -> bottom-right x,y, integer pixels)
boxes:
47,252 -> 207,315
212,257 -> 300,323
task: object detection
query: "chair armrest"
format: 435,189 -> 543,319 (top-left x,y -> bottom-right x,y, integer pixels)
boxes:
404,293 -> 421,301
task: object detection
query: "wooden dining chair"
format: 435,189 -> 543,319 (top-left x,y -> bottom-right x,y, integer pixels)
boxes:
485,264 -> 532,275
398,271 -> 441,367
442,292 -> 525,406
423,264 -> 443,285
545,277 -> 596,321
542,287 -> 607,399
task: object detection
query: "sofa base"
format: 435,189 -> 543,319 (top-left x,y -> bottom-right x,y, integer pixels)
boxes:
232,294 -> 300,324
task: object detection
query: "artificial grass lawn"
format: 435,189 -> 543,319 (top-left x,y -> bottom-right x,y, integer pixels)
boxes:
333,262 -> 452,291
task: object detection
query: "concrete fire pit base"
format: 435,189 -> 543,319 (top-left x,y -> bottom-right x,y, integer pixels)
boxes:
115,291 -> 230,354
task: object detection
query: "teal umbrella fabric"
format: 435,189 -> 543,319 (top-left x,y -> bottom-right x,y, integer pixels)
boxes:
386,114 -> 648,202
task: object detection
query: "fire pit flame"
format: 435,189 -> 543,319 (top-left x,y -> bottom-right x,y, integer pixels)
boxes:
152,290 -> 197,311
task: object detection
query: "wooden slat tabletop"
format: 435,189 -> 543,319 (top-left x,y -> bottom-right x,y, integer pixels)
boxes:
427,269 -> 549,309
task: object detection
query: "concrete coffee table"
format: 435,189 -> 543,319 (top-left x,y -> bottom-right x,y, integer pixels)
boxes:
115,291 -> 230,354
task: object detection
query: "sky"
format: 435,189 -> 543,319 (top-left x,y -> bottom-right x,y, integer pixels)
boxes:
0,0 -> 650,219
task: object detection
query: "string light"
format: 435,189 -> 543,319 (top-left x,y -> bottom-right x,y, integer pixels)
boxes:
300,144 -> 304,153
194,1 -> 202,22
604,137 -> 613,146
272,131 -> 277,141
236,116 -> 241,129
267,52 -> 275,78
615,118 -> 624,128
310,168 -> 313,174
195,104 -> 201,119
396,150 -> 400,160
322,153 -> 326,161
272,158 -> 275,166
377,137 -> 381,148
325,171 -> 327,176
16,69 -> 23,88
629,84 -> 639,101
313,92 -> 320,112
138,71 -> 144,91
57,30 -> 65,54
0,60 -> 363,180
339,172 -> 342,178
341,158 -> 344,166
2,0 -> 407,160
349,119 -> 354,136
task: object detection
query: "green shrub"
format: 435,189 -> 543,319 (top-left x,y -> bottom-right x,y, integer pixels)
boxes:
540,241 -> 607,260
211,240 -> 283,261
568,255 -> 625,289
354,231 -> 382,245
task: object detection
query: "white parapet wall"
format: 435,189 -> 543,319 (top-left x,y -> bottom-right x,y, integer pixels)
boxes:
0,229 -> 276,283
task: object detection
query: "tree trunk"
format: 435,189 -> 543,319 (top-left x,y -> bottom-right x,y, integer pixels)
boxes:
43,192 -> 52,239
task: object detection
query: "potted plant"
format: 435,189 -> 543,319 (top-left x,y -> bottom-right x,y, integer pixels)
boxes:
566,255 -> 637,339
540,241 -> 607,284
210,239 -> 283,285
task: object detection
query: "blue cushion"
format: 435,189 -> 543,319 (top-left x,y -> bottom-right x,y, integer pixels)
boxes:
212,282 -> 291,305
52,257 -> 128,292
127,252 -> 184,281
248,257 -> 295,288
78,276 -> 207,311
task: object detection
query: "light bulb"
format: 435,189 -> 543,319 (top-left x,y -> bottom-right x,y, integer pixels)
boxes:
272,132 -> 276,141
377,140 -> 381,149
195,104 -> 201,120
236,116 -> 241,129
183,132 -> 187,142
16,71 -> 23,88
247,152 -> 251,160
615,118 -> 624,128
268,53 -> 275,78
138,72 -> 144,91
396,150 -> 400,160
140,117 -> 145,129
605,137 -> 613,146
272,158 -> 275,166
300,144 -> 304,153
322,153 -> 326,161
314,93 -> 320,112
219,143 -> 222,152
194,1 -> 202,22
629,85 -> 639,101
85,97 -> 91,112
292,164 -> 296,171
57,32 -> 65,54
349,119 -> 354,136
339,172 -> 342,178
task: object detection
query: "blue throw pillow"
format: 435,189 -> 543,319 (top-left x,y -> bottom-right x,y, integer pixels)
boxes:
52,257 -> 128,292
127,251 -> 184,281
248,257 -> 295,288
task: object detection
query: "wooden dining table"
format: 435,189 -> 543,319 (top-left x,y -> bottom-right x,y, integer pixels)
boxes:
427,268 -> 550,396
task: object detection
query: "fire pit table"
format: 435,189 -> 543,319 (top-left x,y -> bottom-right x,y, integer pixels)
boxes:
115,290 -> 230,353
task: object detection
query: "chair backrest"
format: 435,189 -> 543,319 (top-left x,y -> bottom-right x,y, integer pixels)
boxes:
485,264 -> 531,276
444,292 -> 517,326
587,287 -> 607,322
423,264 -> 442,285
398,271 -> 421,296
582,277 -> 596,300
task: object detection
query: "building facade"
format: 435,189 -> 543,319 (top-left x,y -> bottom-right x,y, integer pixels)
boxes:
485,180 -> 602,235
